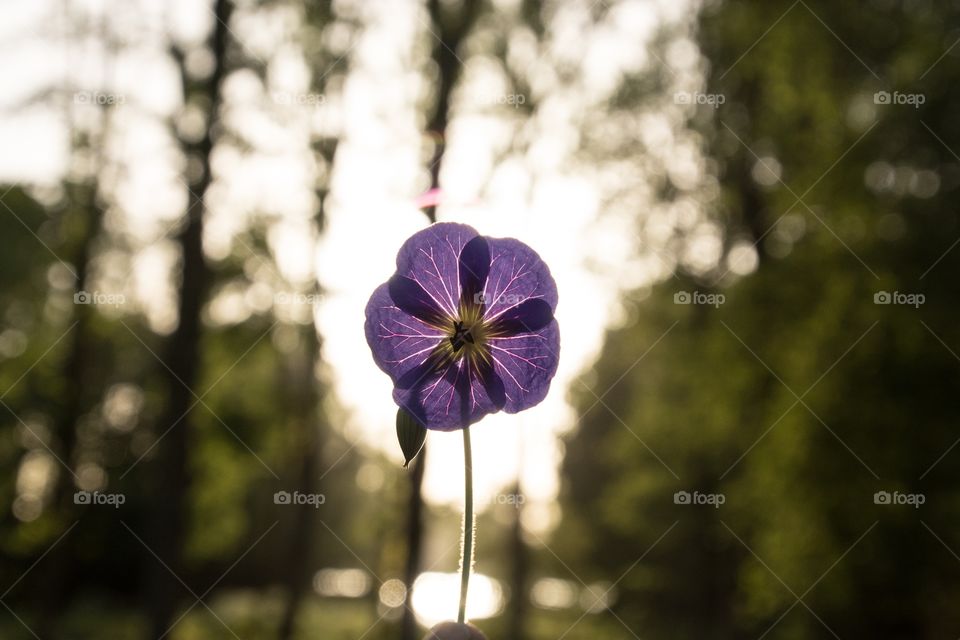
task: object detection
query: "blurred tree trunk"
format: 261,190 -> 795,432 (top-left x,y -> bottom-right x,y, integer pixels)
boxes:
400,449 -> 427,640
145,0 -> 231,635
421,0 -> 481,222
276,331 -> 323,640
276,142 -> 341,640
276,4 -> 347,636
37,8 -> 113,635
730,80 -> 769,265
401,4 -> 481,638
505,480 -> 528,640
37,160 -> 105,640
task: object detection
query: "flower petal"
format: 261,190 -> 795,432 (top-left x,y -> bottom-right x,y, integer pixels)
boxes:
458,235 -> 491,308
395,222 -> 480,318
387,274 -> 447,328
364,282 -> 445,385
475,356 -> 507,411
487,319 -> 560,414
394,360 -> 507,431
480,236 -> 560,413
487,298 -> 554,335
480,237 -> 558,321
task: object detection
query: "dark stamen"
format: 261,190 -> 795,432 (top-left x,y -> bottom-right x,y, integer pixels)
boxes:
449,320 -> 474,352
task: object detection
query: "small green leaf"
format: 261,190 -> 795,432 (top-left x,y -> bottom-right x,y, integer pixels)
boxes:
396,407 -> 427,468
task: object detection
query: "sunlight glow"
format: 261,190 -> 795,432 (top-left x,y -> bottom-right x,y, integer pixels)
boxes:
312,568 -> 371,598
410,572 -> 503,627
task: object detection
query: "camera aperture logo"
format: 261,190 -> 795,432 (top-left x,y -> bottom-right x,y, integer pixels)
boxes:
674,290 -> 725,308
674,490 -> 725,508
874,490 -> 924,508
874,291 -> 924,308
74,490 -> 125,508
274,490 -> 325,508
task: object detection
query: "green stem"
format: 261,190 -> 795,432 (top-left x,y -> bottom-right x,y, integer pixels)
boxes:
458,425 -> 474,624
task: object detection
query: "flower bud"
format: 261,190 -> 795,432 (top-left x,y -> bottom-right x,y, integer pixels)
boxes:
396,407 -> 427,467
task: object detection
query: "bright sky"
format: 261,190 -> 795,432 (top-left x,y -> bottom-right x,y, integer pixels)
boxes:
0,0 -> 713,534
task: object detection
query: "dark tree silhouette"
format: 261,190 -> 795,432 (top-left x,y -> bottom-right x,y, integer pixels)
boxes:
145,0 -> 231,634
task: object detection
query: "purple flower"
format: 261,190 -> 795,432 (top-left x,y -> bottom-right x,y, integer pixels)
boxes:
365,223 -> 560,431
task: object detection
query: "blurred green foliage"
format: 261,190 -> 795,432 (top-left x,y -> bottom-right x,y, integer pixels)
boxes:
561,0 -> 960,638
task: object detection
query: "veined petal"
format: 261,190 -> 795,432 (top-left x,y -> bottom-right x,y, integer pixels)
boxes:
480,237 -> 558,322
458,235 -> 491,309
487,318 -> 560,414
364,282 -> 446,385
388,274 -> 447,328
395,222 -> 480,318
478,236 -> 560,413
486,298 -> 554,335
394,359 -> 507,432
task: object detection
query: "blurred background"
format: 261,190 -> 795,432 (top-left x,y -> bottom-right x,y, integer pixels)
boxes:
1,0 -> 959,638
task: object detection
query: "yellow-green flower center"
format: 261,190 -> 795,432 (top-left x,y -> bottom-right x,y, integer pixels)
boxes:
433,299 -> 492,372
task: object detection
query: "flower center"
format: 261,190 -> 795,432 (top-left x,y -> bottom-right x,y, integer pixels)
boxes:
435,299 -> 491,371
449,320 -> 476,352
